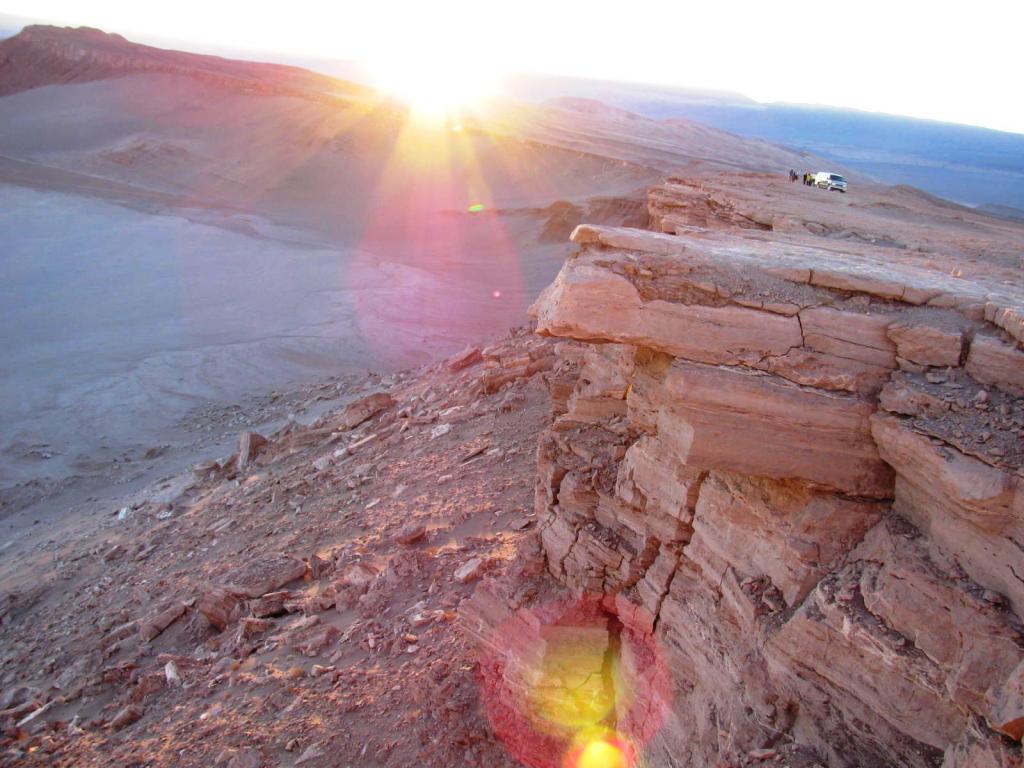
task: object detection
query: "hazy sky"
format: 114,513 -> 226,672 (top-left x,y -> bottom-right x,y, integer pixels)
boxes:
4,0 -> 1022,134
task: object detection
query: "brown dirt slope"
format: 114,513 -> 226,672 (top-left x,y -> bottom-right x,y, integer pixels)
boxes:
0,330 -> 555,767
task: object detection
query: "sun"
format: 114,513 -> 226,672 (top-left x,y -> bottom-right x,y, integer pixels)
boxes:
370,57 -> 497,122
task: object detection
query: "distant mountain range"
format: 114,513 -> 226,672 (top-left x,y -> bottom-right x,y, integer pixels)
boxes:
2,16 -> 1022,211
500,74 -> 1024,211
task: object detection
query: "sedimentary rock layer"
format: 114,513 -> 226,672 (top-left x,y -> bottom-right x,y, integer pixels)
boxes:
465,214 -> 1024,767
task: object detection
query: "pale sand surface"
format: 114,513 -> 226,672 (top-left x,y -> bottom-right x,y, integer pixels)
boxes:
0,74 -> 672,514
0,182 -> 572,498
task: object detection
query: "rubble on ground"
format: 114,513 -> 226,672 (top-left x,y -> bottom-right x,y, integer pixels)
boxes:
0,329 -> 555,767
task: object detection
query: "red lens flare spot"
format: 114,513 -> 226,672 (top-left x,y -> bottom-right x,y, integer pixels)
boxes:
492,289 -> 502,298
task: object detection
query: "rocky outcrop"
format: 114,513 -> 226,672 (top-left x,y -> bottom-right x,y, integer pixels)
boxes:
463,212 -> 1024,766
648,177 -> 774,232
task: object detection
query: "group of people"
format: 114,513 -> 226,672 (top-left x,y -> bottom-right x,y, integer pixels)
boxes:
789,169 -> 816,186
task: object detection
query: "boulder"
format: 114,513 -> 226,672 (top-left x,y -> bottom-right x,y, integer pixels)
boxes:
138,602 -> 186,642
221,554 -> 307,598
987,660 -> 1024,740
109,704 -> 143,730
687,472 -> 884,605
887,319 -> 965,367
394,523 -> 426,545
337,392 -> 395,431
454,557 -> 484,584
533,262 -> 802,366
871,413 -> 1024,616
652,360 -> 893,498
447,346 -> 483,372
197,588 -> 241,631
966,333 -> 1024,395
236,431 -> 269,472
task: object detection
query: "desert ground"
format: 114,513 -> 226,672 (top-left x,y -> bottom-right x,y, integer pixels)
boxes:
0,27 -> 820,530
1,24 -> 1023,768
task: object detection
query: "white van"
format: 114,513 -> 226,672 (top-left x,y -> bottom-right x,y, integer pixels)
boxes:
814,172 -> 848,193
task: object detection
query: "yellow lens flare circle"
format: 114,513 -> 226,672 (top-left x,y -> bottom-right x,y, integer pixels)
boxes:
528,638 -> 619,732
476,593 -> 672,768
564,732 -> 635,768
578,740 -> 625,768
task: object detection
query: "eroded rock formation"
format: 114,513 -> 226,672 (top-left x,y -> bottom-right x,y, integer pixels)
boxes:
463,197 -> 1024,767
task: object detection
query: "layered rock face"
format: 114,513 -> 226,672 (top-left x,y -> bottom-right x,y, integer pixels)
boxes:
464,218 -> 1024,767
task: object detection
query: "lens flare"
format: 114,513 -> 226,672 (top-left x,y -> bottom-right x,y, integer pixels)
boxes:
468,203 -> 485,213
369,57 -> 497,122
578,741 -> 624,768
565,732 -> 635,768
529,629 -> 618,731
478,594 -> 670,768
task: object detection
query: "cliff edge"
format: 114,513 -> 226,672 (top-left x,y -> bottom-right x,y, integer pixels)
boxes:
463,182 -> 1024,767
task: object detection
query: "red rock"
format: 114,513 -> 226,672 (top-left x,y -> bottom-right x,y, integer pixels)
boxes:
308,554 -> 332,579
239,617 -> 274,639
966,333 -> 1024,395
887,319 -> 964,367
394,523 -> 426,545
337,392 -> 395,431
472,219 -> 1024,767
129,672 -> 165,703
447,346 -> 483,372
225,748 -> 263,768
654,359 -> 893,498
108,704 -> 143,730
688,472 -> 884,606
800,307 -> 897,370
871,414 -> 1024,614
454,558 -> 483,584
533,261 -> 802,366
138,602 -> 186,642
338,562 -> 378,590
249,591 -> 290,618
988,660 -> 1024,740
221,554 -> 307,598
236,431 -> 269,472
197,588 -> 241,631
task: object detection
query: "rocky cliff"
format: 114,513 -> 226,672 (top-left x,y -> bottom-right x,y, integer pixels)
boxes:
463,184 -> 1024,767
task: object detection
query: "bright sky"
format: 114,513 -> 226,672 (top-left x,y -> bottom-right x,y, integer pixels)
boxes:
4,0 -> 1022,134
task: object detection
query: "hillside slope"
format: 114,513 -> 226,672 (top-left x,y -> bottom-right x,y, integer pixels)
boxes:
0,24 -> 366,100
0,24 -> 842,507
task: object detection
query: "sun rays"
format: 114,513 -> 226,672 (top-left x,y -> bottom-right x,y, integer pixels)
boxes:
345,92 -> 528,366
369,57 -> 499,124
